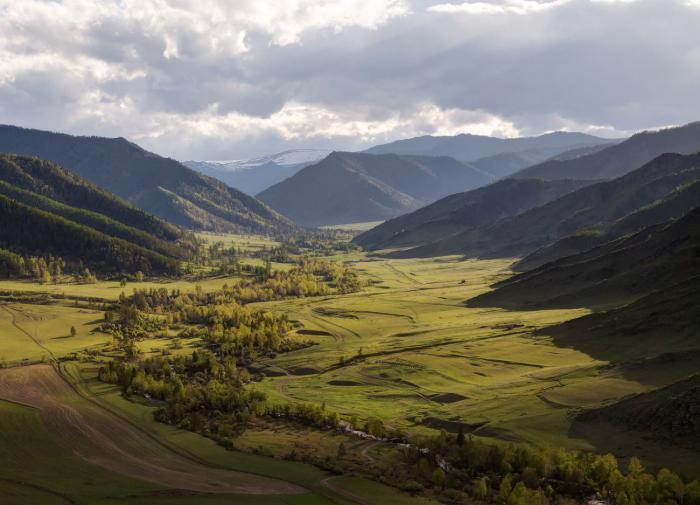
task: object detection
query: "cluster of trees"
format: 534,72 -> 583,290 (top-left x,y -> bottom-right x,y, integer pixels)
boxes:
99,350 -> 265,437
266,402 -> 341,431
387,429 -> 700,505
0,248 -> 63,282
126,262 -> 360,315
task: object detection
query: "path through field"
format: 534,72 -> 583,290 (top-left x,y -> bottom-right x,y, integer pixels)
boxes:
0,365 -> 304,496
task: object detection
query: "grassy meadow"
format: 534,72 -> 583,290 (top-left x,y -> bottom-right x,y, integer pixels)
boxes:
1,233 -> 699,504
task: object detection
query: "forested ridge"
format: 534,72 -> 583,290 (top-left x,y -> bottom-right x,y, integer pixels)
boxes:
0,154 -> 194,276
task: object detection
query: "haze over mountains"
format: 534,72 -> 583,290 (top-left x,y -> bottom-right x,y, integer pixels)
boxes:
257,152 -> 494,227
0,125 -> 293,235
366,131 -> 617,161
356,122 -> 700,258
184,149 -> 332,195
253,132 -> 615,227
512,122 -> 700,180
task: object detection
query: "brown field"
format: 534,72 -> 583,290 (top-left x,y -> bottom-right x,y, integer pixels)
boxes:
0,364 -> 303,496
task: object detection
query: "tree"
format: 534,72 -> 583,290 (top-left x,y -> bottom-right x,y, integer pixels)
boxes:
431,468 -> 446,489
499,474 -> 513,503
628,457 -> 644,476
476,477 -> 489,498
685,481 -> 700,505
70,326 -> 77,337
457,425 -> 466,446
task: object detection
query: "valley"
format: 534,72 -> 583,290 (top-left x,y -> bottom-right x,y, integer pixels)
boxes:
3,3 -> 700,504
1,238 -> 698,504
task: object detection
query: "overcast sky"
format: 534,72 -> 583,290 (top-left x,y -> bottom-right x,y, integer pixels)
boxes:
1,0 -> 699,160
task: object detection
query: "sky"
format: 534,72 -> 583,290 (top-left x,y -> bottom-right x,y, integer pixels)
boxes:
1,0 -> 699,161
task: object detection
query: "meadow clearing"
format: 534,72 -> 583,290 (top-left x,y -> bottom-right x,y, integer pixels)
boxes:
0,236 -> 698,504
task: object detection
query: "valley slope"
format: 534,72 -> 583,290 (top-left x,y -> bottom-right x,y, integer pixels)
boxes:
0,125 -> 293,234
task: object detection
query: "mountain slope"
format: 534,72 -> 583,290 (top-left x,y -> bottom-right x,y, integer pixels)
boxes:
393,151 -> 700,259
513,122 -> 700,180
185,149 -> 332,195
0,155 -> 186,275
0,125 -> 293,234
257,152 -> 494,227
366,131 -> 616,161
353,178 -> 590,250
468,205 -> 700,310
517,176 -> 700,270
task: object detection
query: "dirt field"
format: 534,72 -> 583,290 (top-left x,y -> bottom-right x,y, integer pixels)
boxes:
0,364 -> 304,496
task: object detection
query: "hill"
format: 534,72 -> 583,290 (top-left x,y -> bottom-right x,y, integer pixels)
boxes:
0,125 -> 293,234
353,178 -> 590,250
365,131 -> 616,162
184,149 -> 332,195
389,151 -> 700,259
468,205 -> 700,310
578,371 -> 700,442
517,176 -> 700,270
513,122 -> 700,180
257,151 -> 494,227
0,154 -> 186,275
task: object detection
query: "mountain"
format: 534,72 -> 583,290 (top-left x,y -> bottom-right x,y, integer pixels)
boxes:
468,205 -> 700,310
461,142 -> 616,180
184,149 -> 332,195
386,151 -> 700,259
257,152 -> 494,227
517,175 -> 700,270
513,122 -> 700,180
353,178 -> 590,250
0,154 -> 189,275
469,149 -> 561,179
0,125 -> 294,234
365,131 -> 617,162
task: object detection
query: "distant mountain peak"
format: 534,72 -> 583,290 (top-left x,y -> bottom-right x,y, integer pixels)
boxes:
188,149 -> 333,173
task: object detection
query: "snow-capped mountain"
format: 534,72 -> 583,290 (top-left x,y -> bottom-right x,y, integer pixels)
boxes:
184,149 -> 332,195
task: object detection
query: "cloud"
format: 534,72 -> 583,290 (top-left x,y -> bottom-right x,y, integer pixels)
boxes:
0,0 -> 698,160
428,0 -> 570,15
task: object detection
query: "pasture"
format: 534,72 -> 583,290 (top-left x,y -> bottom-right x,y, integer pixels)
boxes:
1,235 -> 699,505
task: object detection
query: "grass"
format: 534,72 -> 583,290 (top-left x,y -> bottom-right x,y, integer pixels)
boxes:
320,221 -> 385,232
1,231 -> 699,503
196,232 -> 281,252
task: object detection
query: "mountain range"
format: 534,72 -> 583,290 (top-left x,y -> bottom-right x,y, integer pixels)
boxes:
365,131 -> 617,161
356,122 -> 700,257
512,122 -> 700,180
0,125 -> 293,235
184,149 -> 332,195
257,152 -> 495,227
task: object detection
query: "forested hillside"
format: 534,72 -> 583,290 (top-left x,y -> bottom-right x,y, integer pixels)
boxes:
0,125 -> 294,235
0,154 -> 188,277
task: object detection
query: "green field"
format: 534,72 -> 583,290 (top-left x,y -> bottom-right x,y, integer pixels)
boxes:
320,221 -> 385,232
1,236 -> 699,504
